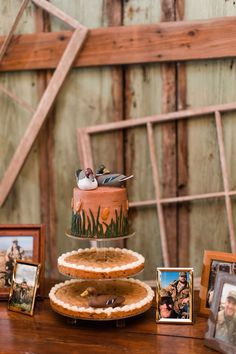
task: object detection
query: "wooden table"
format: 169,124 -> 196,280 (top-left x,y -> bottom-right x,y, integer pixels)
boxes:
0,286 -> 217,354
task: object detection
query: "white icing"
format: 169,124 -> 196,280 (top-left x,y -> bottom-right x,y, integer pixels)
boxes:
49,278 -> 154,315
58,247 -> 145,274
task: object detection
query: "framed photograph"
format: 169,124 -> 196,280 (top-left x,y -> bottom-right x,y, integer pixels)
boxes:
156,267 -> 194,324
205,272 -> 236,353
8,260 -> 41,316
0,224 -> 45,299
199,250 -> 236,316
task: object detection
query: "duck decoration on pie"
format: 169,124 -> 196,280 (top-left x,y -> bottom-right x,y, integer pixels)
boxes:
96,164 -> 133,187
75,168 -> 98,190
80,287 -> 125,308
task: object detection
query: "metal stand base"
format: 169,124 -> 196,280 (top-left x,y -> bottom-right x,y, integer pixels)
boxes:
116,319 -> 126,328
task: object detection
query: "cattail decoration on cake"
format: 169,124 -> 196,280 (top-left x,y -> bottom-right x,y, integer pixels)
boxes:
101,208 -> 110,221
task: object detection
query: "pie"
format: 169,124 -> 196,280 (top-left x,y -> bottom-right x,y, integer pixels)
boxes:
58,247 -> 145,279
49,278 -> 154,320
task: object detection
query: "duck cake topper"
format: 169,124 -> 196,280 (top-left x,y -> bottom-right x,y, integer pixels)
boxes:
95,164 -> 133,187
75,168 -> 98,190
75,165 -> 133,190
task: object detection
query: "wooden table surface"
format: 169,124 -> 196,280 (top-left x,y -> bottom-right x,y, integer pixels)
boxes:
0,284 -> 217,354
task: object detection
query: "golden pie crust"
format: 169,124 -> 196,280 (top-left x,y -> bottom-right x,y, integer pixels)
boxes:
58,248 -> 144,279
49,278 -> 154,320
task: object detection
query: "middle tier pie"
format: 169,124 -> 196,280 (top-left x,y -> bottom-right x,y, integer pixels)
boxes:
58,247 -> 145,279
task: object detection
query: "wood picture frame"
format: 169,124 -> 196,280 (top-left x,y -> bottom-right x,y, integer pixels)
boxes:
77,102 -> 236,267
156,267 -> 194,324
0,224 -> 45,299
205,272 -> 236,353
199,250 -> 236,316
8,260 -> 41,316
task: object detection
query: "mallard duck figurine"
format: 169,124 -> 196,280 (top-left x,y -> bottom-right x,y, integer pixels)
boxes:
75,168 -> 98,190
80,287 -> 125,308
96,164 -> 133,187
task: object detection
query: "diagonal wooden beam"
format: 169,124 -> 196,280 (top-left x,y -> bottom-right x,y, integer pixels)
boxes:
0,26 -> 88,207
0,83 -> 35,113
32,0 -> 81,29
0,0 -> 29,62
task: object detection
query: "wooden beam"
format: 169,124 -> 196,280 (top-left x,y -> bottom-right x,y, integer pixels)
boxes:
0,83 -> 35,113
32,0 -> 81,29
77,129 -> 94,170
147,122 -> 170,267
0,0 -> 29,62
80,101 -> 236,134
175,0 -> 189,267
0,26 -> 88,207
129,188 -> 236,208
161,0 -> 178,267
35,3 -> 58,279
215,111 -> 236,252
1,16 -> 236,71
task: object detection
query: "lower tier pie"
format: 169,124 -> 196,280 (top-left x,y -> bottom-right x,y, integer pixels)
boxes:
49,278 -> 154,320
58,247 -> 145,279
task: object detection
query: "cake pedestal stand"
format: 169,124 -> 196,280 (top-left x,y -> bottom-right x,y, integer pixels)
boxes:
67,318 -> 126,328
49,233 -> 154,326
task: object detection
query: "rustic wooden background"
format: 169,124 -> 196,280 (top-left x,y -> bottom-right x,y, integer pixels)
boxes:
1,0 -> 236,280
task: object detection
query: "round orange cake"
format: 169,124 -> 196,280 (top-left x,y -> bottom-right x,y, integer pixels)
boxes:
71,186 -> 129,238
49,278 -> 154,320
58,247 -> 145,279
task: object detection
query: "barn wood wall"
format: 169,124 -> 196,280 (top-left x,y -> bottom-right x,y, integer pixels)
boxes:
1,0 -> 236,280
185,0 -> 236,276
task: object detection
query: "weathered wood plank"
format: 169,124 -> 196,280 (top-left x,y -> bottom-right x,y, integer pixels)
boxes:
160,0 -> 178,267
1,16 -> 236,71
176,61 -> 189,267
124,0 -> 163,280
175,0 -> 189,267
35,4 -> 58,278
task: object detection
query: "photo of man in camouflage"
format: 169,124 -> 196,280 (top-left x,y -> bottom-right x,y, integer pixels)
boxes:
167,271 -> 190,319
215,289 -> 236,346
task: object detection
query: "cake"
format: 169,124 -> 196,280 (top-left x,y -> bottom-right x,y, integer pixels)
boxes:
49,278 -> 154,320
49,166 -> 154,323
58,247 -> 145,279
71,186 -> 129,238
